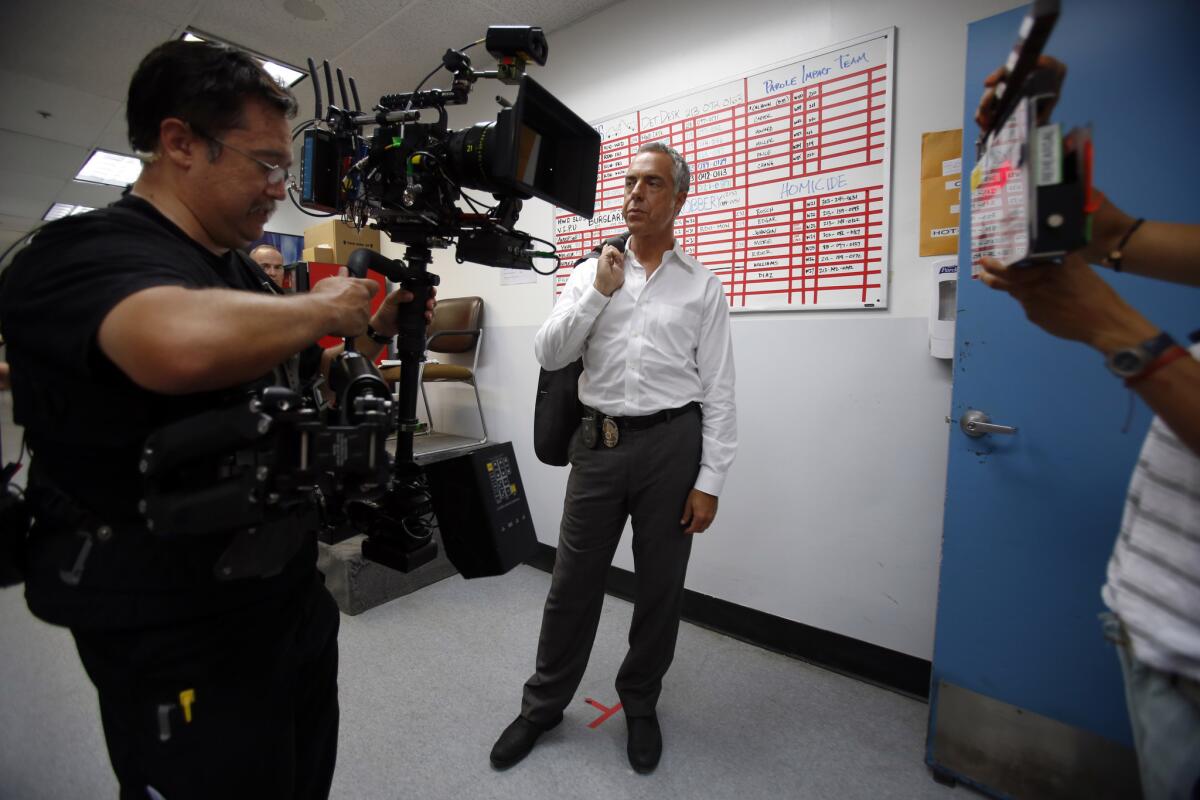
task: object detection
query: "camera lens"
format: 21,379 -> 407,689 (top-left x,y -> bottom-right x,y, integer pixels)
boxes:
446,122 -> 507,195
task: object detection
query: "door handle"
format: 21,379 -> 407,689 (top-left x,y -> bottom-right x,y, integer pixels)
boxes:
959,409 -> 1018,438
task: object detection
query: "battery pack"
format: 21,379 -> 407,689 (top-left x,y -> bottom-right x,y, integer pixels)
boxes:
300,129 -> 340,212
423,442 -> 536,578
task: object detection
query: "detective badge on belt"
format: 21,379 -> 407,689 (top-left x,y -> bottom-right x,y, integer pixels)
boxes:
602,417 -> 619,447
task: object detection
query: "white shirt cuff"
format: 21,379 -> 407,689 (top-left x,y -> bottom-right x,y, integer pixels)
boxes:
694,467 -> 725,497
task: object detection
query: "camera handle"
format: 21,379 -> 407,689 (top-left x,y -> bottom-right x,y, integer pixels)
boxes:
344,246 -> 441,468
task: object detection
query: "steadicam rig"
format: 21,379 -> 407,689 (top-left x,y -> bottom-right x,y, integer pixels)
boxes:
137,28 -> 593,578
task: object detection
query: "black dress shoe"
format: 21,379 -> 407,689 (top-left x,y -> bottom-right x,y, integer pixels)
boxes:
489,714 -> 562,769
626,713 -> 662,774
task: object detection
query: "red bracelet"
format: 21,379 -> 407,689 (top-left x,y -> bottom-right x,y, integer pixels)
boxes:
1125,345 -> 1190,387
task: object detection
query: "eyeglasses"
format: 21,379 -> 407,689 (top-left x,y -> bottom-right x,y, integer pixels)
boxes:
194,129 -> 289,186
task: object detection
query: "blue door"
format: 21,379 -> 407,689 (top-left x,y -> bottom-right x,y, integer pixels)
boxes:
927,1 -> 1200,796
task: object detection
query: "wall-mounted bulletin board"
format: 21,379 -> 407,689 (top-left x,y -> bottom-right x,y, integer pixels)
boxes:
554,29 -> 895,311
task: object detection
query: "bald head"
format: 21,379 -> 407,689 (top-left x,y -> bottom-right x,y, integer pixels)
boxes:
250,244 -> 285,287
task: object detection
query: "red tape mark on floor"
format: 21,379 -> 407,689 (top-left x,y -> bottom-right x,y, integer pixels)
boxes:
583,698 -> 623,729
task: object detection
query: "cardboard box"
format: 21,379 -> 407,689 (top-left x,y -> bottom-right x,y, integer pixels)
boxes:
303,220 -> 381,264
302,244 -> 335,263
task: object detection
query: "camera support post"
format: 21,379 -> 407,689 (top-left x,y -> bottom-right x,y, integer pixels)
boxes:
342,246 -> 442,572
343,246 -> 439,466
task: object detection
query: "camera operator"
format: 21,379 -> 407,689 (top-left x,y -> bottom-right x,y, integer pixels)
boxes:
0,40 -> 431,799
976,57 -> 1200,800
491,143 -> 737,774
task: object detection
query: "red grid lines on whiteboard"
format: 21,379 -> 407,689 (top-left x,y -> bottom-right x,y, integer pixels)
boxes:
554,37 -> 891,311
684,184 -> 886,307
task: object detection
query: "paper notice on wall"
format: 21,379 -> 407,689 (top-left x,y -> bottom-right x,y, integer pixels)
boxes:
919,129 -> 962,256
500,268 -> 537,286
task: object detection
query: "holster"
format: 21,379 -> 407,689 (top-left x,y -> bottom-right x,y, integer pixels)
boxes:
25,477 -> 110,588
580,410 -> 600,449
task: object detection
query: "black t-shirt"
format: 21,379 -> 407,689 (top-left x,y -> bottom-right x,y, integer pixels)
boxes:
0,195 -> 323,628
2,194 -> 324,511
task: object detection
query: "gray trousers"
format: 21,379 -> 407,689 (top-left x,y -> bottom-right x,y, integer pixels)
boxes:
521,407 -> 702,724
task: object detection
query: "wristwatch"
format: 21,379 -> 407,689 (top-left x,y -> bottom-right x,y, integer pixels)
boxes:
1105,331 -> 1177,379
365,323 -> 393,344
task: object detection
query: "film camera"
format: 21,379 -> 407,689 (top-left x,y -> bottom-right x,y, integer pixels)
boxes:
138,26 -> 600,579
297,24 -> 600,269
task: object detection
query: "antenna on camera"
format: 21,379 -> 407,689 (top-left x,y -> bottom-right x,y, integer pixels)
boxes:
336,67 -> 350,110
322,60 -> 336,112
307,57 -> 323,120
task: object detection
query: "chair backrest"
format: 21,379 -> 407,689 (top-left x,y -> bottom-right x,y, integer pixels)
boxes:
427,296 -> 483,354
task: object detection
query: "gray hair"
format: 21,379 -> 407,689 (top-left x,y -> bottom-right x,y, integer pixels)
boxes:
637,141 -> 690,194
249,244 -> 282,259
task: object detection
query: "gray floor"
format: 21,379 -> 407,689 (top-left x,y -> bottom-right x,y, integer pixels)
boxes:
0,564 -> 956,800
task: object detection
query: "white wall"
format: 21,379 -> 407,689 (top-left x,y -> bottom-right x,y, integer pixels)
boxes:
384,0 -> 1022,661
264,192 -> 321,238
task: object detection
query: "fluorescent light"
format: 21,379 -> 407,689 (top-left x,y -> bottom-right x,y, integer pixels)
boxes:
181,30 -> 307,88
44,203 -> 95,221
260,60 -> 306,87
75,150 -> 143,187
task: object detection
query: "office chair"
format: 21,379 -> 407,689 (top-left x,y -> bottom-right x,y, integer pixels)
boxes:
419,296 -> 487,444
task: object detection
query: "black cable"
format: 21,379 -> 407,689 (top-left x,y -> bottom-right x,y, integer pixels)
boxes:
287,185 -> 334,218
526,234 -> 562,275
412,37 -> 485,95
527,233 -> 559,253
529,258 -> 560,276
460,192 -> 496,214
411,64 -> 443,96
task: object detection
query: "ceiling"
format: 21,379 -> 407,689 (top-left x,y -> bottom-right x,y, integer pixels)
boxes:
0,0 -> 620,255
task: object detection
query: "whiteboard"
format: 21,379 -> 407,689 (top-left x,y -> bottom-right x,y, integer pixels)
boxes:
554,29 -> 895,311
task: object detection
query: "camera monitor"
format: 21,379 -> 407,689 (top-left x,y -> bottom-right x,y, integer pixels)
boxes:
507,75 -> 599,219
450,75 -> 600,219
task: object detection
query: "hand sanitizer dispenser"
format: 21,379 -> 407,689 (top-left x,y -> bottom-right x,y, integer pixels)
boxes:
930,258 -> 957,359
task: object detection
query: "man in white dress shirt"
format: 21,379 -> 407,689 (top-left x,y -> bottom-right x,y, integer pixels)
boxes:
490,142 -> 737,774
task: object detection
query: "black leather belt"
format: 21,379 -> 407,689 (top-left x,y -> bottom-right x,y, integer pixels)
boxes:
587,402 -> 700,431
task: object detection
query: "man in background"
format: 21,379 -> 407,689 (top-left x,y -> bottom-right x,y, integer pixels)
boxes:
250,242 -> 287,289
